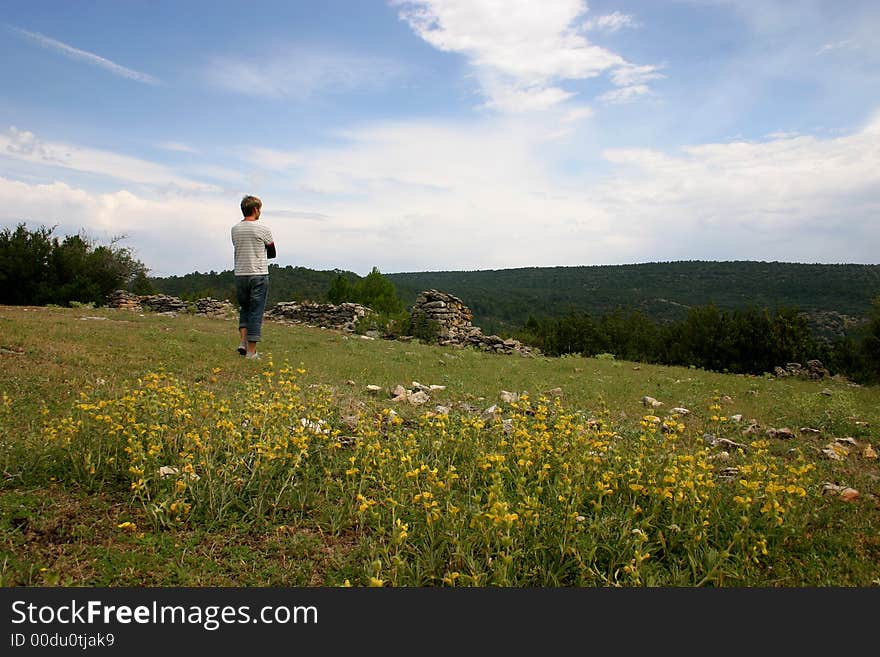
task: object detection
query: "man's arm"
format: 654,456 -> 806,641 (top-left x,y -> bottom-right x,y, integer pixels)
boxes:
266,242 -> 277,259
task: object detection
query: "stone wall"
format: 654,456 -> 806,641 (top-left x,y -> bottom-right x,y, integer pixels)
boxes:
107,290 -> 142,311
265,301 -> 374,332
139,294 -> 189,314
107,287 -> 540,356
193,298 -> 236,319
107,290 -> 234,318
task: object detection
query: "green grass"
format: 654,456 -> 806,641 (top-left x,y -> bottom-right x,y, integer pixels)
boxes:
1,305 -> 878,587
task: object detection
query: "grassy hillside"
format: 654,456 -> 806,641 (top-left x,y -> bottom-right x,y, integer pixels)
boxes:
2,305 -> 879,586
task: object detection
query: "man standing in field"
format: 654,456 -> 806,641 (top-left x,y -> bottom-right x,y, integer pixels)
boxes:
231,195 -> 276,360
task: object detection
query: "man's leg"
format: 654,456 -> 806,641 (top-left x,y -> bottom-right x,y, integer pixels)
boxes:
236,277 -> 250,355
245,276 -> 269,356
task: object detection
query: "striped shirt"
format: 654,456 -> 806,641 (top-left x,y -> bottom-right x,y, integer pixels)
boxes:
231,220 -> 275,276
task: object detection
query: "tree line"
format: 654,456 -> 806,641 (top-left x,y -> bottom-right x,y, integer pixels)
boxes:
0,223 -> 151,306
514,302 -> 880,384
386,261 -> 880,334
154,264 -> 351,308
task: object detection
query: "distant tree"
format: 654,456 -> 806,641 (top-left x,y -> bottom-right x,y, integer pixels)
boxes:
826,334 -> 862,380
327,273 -> 353,304
354,266 -> 405,315
324,266 -> 405,315
515,314 -> 543,348
599,309 -> 659,362
129,270 -> 157,295
49,234 -> 100,304
0,223 -> 54,305
858,297 -> 880,383
400,310 -> 441,343
768,307 -> 816,367
678,304 -> 725,370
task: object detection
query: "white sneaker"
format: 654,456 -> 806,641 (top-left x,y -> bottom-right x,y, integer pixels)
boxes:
245,352 -> 261,360
237,341 -> 247,356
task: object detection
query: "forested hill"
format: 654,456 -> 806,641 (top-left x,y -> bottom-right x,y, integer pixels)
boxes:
384,261 -> 880,332
149,261 -> 880,336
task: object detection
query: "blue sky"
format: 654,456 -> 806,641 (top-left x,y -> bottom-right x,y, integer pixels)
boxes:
1,0 -> 878,277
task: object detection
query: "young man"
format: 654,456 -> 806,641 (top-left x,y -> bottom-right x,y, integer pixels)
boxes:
231,195 -> 276,359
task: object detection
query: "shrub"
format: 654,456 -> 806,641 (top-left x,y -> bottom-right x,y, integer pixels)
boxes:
402,311 -> 441,344
0,223 -> 150,306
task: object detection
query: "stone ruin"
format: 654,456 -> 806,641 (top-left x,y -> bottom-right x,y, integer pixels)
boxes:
107,290 -> 234,318
109,289 -> 371,331
192,298 -> 236,319
139,294 -> 189,314
107,287 -> 539,357
410,289 -> 539,357
773,360 -> 830,380
410,289 -> 475,342
264,301 -> 374,332
107,290 -> 142,310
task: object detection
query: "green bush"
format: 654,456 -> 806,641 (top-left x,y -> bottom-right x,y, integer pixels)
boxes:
326,266 -> 406,316
404,311 -> 441,344
0,223 -> 150,306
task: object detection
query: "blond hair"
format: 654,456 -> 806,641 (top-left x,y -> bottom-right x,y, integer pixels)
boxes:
240,195 -> 262,218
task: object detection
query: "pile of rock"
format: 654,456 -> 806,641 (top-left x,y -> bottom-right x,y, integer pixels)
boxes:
193,297 -> 235,319
411,290 -> 476,342
109,290 -> 234,318
462,331 -> 540,357
773,360 -> 830,380
265,301 -> 374,332
409,289 -> 539,357
107,290 -> 142,311
138,294 -> 189,314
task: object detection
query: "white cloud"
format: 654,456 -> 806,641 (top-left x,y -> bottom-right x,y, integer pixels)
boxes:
598,84 -> 650,104
271,209 -> 329,221
595,114 -> 880,258
583,11 -> 639,32
560,105 -> 593,123
816,39 -> 859,55
600,63 -> 664,104
187,164 -> 246,184
480,83 -> 575,113
244,118 -> 548,196
0,178 -> 238,276
4,112 -> 879,277
238,111 -> 880,269
203,47 -> 405,99
10,26 -> 160,84
240,147 -> 305,171
610,63 -> 664,87
0,127 -> 219,193
158,141 -> 198,153
393,0 -> 657,112
3,126 -> 59,161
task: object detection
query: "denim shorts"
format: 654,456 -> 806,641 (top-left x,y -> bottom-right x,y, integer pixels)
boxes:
236,275 -> 269,342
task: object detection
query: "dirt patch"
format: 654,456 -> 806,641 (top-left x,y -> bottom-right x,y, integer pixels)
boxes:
1,485 -> 364,586
269,525 -> 362,585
